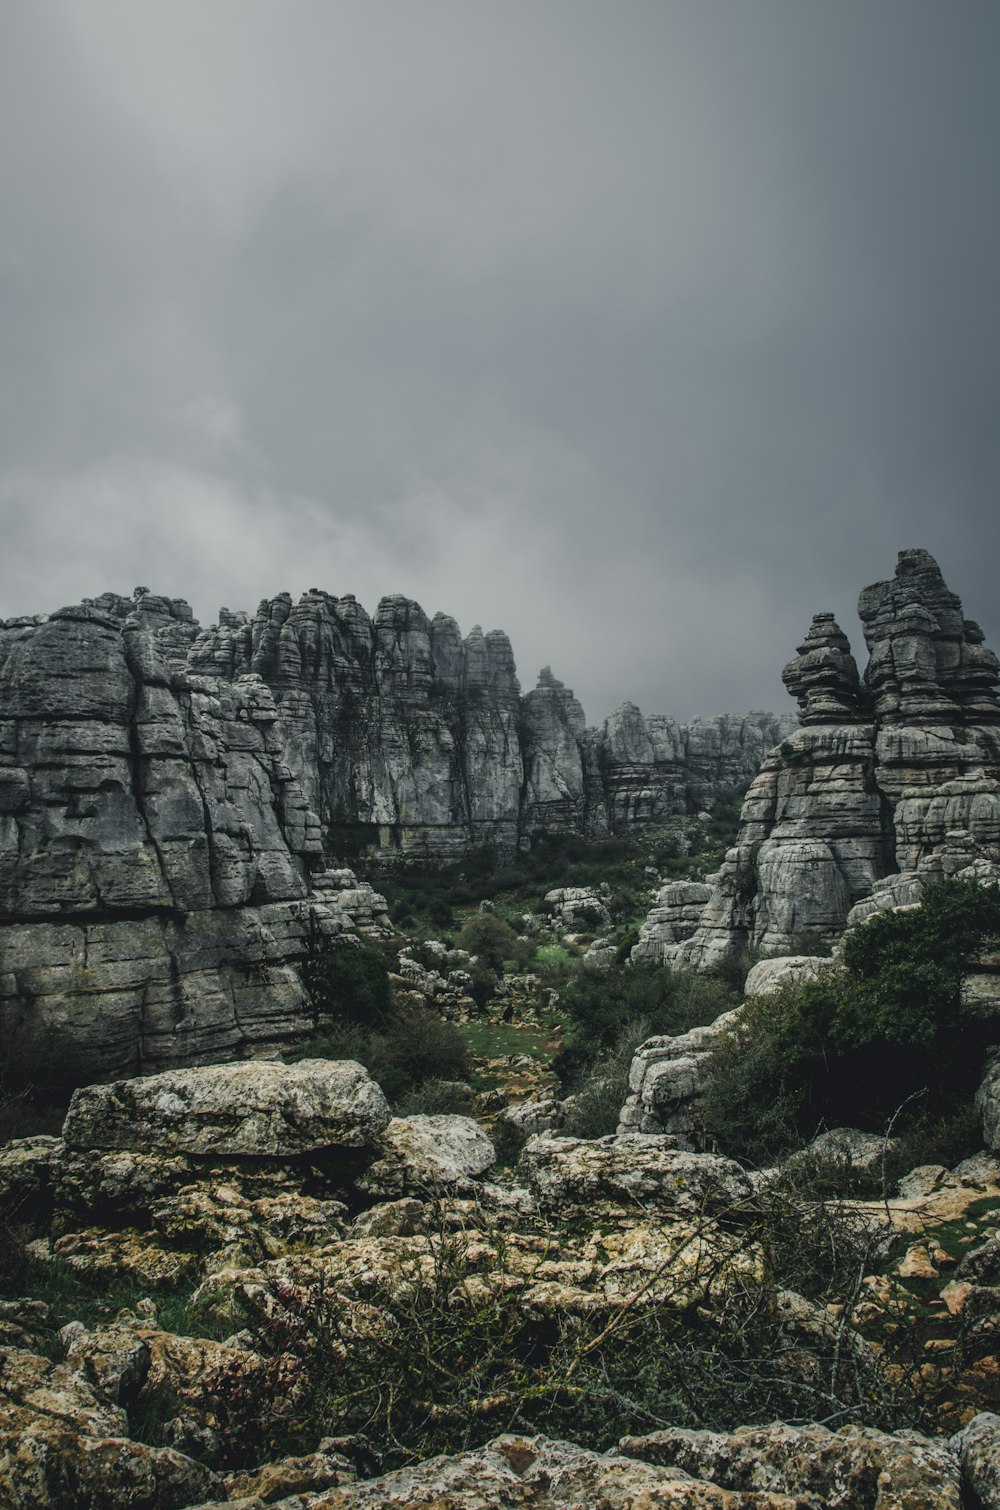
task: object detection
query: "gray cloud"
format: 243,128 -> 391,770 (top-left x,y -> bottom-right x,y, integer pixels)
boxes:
1,0 -> 997,722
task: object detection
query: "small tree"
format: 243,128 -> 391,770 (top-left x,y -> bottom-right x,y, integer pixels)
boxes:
455,913 -> 521,974
701,879 -> 1000,1163
304,935 -> 393,1030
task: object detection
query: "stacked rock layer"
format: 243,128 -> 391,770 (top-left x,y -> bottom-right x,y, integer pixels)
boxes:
0,585 -> 791,1074
637,549 -> 1000,969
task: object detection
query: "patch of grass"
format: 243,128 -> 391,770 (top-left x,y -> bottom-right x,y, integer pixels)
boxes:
460,1021 -> 555,1063
533,941 -> 577,974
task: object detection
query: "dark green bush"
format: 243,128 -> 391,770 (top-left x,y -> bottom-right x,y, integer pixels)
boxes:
701,879 -> 1000,1165
837,878 -> 1000,1051
393,1079 -> 476,1117
555,962 -> 736,1070
289,1005 -> 471,1110
304,935 -> 394,1030
455,913 -> 522,974
560,1017 -> 653,1139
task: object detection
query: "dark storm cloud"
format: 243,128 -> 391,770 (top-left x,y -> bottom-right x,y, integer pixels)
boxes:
1,0 -> 997,721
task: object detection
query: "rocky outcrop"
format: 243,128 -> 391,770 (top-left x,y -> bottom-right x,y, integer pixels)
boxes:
0,584 -> 792,1072
518,1133 -> 751,1213
630,880 -> 714,966
616,1010 -> 744,1142
61,1059 -> 391,1158
622,1422 -> 961,1509
591,704 -> 798,828
0,597 -> 378,1076
646,550 -> 1000,968
355,1113 -> 496,1198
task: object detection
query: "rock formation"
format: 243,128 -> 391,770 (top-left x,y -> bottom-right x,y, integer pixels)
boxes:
639,550 -> 1000,968
0,583 -> 791,1073
4,1055 -> 1000,1506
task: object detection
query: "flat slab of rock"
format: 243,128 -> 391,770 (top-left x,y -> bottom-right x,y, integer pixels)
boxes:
214,1432 -> 806,1507
61,1059 -> 391,1157
355,1114 -> 495,1197
623,1421 -> 961,1509
518,1134 -> 751,1213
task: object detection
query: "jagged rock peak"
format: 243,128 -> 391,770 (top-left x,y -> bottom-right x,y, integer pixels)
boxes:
781,611 -> 864,725
859,548 -> 1000,725
535,665 -> 564,689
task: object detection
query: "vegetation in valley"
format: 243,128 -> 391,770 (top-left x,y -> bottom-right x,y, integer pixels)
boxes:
701,878 -> 1000,1167
362,805 -> 742,938
292,934 -> 472,1107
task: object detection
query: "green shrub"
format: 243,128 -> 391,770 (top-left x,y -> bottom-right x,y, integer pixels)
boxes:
290,1005 -> 471,1110
490,1117 -> 530,1169
0,1204 -> 30,1299
304,935 -> 394,1030
700,980 -> 837,1165
837,878 -> 1000,1052
393,1079 -> 476,1117
701,879 -> 1000,1165
556,963 -> 735,1067
561,1017 -> 653,1139
455,914 -> 522,974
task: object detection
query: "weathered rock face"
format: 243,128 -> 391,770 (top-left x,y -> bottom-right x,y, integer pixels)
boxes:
622,1421 -> 962,1510
61,1059 -> 392,1158
616,1010 -> 745,1142
189,589 -> 527,858
518,1133 -> 751,1213
0,597 -> 372,1076
649,550 -> 1000,968
0,583 -> 791,1071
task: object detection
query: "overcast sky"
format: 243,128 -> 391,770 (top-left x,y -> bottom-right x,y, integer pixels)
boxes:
1,2 -> 997,722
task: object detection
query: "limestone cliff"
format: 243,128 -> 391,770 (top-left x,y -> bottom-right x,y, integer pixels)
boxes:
0,582 -> 791,1073
641,549 -> 1000,969
0,594 -> 387,1078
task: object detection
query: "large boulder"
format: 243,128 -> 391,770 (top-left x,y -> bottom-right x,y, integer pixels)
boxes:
952,1413 -> 1000,1510
61,1059 -> 391,1158
0,1344 -> 219,1509
743,955 -> 830,998
355,1115 -> 495,1197
617,1009 -> 743,1141
518,1134 -> 751,1214
622,1421 -> 961,1509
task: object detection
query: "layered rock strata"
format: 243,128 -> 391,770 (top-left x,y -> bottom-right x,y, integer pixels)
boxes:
638,550 -> 1000,968
0,584 -> 790,1071
0,597 -> 400,1075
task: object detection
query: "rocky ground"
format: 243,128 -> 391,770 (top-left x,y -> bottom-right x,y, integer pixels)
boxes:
6,1057 -> 1000,1507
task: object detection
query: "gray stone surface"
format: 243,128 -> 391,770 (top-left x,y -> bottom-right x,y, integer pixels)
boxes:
617,1010 -> 744,1141
648,551 -> 1000,969
0,585 -> 793,1070
623,1421 -> 961,1509
518,1133 -> 750,1212
743,955 -> 831,997
355,1113 -> 495,1197
61,1059 -> 391,1157
952,1412 -> 1000,1509
189,1432 -> 808,1508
